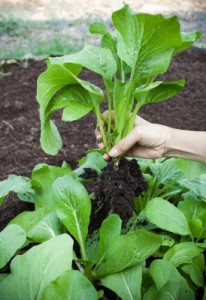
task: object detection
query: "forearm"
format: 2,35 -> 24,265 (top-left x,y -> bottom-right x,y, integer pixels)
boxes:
164,129 -> 206,163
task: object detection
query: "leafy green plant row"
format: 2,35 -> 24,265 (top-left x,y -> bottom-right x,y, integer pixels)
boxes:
0,152 -> 206,299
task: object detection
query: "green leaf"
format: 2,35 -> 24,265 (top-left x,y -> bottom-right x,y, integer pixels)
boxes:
0,234 -> 73,300
48,45 -> 117,80
178,174 -> 206,201
178,197 -> 206,238
0,224 -> 26,268
27,212 -> 61,243
101,264 -> 142,300
96,230 -> 162,277
0,175 -> 32,204
164,242 -> 202,266
31,162 -> 73,209
89,22 -> 108,35
112,6 -> 183,84
37,64 -> 79,113
175,158 -> 206,179
74,150 -> 107,177
175,31 -> 201,53
145,198 -> 191,235
149,158 -> 184,185
97,214 -> 122,263
135,80 -> 185,108
38,64 -> 104,155
181,253 -> 205,287
149,260 -> 195,299
10,207 -> 51,232
41,270 -> 98,300
51,175 -> 91,258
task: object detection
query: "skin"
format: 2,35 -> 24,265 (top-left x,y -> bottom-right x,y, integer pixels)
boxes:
95,112 -> 206,163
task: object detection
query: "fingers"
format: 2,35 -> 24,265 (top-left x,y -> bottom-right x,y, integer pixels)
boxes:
108,127 -> 141,157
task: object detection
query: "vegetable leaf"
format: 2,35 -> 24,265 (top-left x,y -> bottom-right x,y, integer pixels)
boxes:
101,264 -> 142,300
0,175 -> 32,204
0,234 -> 73,300
96,230 -> 162,277
0,224 -> 26,268
145,197 -> 191,235
51,175 -> 91,259
41,270 -> 98,300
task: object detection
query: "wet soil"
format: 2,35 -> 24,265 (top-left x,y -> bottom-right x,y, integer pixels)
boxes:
87,158 -> 148,232
0,47 -> 206,230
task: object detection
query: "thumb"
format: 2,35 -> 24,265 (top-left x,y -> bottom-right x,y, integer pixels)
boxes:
108,127 -> 141,157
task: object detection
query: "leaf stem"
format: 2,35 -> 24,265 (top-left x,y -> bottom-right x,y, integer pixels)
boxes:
94,105 -> 109,152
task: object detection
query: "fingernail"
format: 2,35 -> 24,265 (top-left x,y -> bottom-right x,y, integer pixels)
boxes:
109,148 -> 118,157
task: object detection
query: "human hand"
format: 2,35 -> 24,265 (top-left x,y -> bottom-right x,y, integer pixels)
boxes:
95,113 -> 173,160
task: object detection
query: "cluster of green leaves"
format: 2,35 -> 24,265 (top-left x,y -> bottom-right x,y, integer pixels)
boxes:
0,152 -> 206,299
37,4 -> 200,156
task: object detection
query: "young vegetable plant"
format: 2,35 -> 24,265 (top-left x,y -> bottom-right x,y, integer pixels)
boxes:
37,4 -> 200,157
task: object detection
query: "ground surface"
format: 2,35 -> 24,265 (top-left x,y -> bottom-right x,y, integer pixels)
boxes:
0,47 -> 206,230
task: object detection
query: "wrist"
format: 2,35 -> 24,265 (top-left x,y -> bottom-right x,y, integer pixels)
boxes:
164,128 -> 206,163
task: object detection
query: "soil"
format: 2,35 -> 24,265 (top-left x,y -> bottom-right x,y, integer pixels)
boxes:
0,47 -> 206,231
87,158 -> 148,232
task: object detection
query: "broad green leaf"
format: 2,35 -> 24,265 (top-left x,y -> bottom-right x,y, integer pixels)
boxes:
135,80 -> 185,108
37,64 -> 79,113
10,207 -> 52,233
175,158 -> 206,179
96,230 -> 162,277
112,6 -> 183,84
97,214 -> 122,263
51,175 -> 91,253
164,242 -> 202,266
149,158 -> 184,185
31,162 -> 73,209
48,45 -> 117,80
178,197 -> 206,239
89,22 -> 108,35
101,264 -> 142,300
27,212 -> 61,243
175,31 -> 201,53
189,218 -> 203,239
149,260 -> 195,299
74,150 -> 107,177
38,67 -> 103,155
41,270 -> 98,300
181,253 -> 205,287
40,117 -> 63,156
0,175 -> 32,204
157,281 -> 195,300
145,198 -> 191,235
143,285 -> 158,300
0,234 -> 73,300
0,224 -> 26,268
178,174 -> 206,201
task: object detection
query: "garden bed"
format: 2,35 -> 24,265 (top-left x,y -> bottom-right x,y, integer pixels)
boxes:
0,47 -> 206,231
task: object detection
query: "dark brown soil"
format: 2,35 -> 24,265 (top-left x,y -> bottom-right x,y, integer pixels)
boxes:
88,158 -> 148,231
0,47 -> 206,230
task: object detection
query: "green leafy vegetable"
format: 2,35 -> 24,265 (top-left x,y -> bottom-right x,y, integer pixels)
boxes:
41,270 -> 98,300
145,197 -> 191,235
37,5 -> 199,155
0,234 -> 73,300
101,264 -> 142,300
0,224 -> 26,268
51,175 -> 91,260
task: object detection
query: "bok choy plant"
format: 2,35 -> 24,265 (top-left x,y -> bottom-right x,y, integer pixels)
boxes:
37,4 -> 200,156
